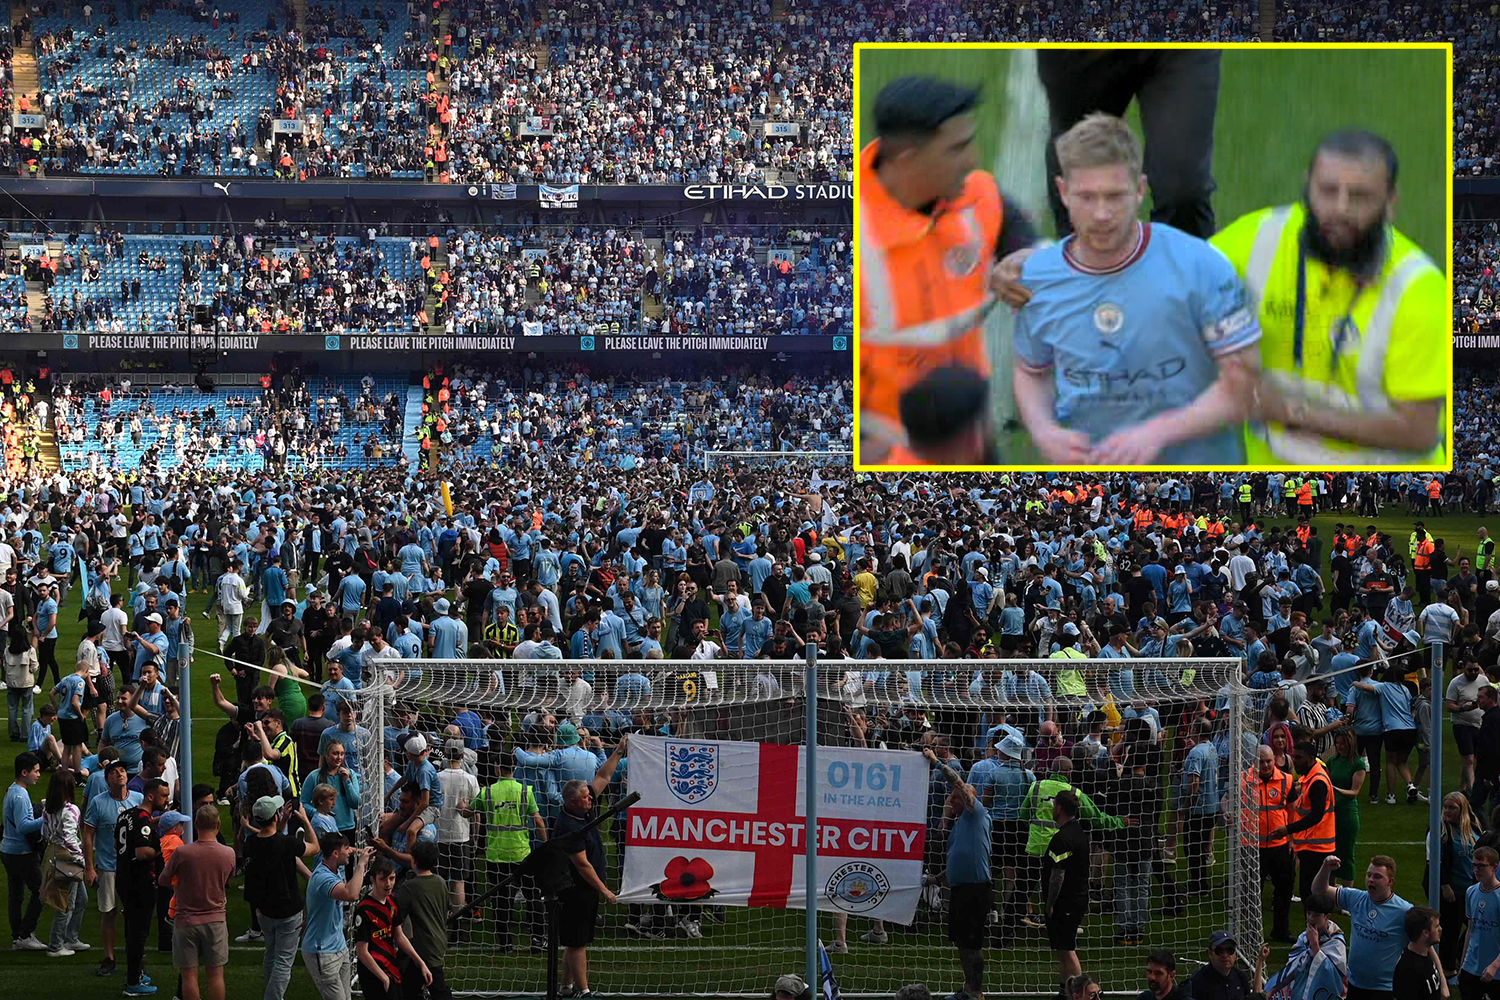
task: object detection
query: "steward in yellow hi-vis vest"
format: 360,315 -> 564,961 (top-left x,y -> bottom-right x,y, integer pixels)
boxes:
1209,131 -> 1447,466
858,76 -> 1037,462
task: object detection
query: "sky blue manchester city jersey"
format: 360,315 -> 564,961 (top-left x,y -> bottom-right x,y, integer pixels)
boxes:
1013,222 -> 1261,465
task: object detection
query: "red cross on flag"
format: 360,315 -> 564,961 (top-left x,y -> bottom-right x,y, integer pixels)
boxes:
620,736 -> 929,924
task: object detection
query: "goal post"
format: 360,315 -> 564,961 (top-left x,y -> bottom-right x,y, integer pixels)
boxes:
372,656 -> 1257,998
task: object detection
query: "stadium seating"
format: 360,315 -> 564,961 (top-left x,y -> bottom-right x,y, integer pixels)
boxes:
32,0 -> 283,176
53,374 -> 409,472
299,3 -> 428,179
5,1 -> 1496,180
42,234 -> 425,333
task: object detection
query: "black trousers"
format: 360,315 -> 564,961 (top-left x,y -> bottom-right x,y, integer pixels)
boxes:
1296,850 -> 1331,918
1037,50 -> 1220,239
2,850 -> 42,941
489,859 -> 545,950
1441,887 -> 1469,972
123,886 -> 155,985
38,638 -> 60,687
1259,844 -> 1295,937
157,884 -> 174,950
400,959 -> 452,1000
1181,813 -> 1215,898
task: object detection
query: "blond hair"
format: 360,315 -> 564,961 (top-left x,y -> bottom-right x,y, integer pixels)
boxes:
1054,112 -> 1143,176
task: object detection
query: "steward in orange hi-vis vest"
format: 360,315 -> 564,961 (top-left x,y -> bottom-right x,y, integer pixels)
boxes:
858,77 -> 1037,462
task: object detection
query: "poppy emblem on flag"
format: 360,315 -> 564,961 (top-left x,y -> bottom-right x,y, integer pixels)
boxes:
666,742 -> 719,804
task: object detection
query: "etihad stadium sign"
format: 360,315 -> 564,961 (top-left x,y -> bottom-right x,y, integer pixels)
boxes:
682,182 -> 852,201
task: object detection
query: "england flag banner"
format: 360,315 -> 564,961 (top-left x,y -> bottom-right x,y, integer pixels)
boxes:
621,736 -> 929,923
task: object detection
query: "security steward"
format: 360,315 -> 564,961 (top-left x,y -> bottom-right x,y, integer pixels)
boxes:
1268,741 -> 1336,924
1242,744 -> 1296,943
858,76 -> 1036,463
1211,130 -> 1447,465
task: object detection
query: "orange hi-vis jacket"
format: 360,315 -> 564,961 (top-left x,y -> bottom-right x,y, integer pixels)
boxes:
1290,759 -> 1337,854
1242,765 -> 1293,849
858,140 -> 1002,454
1415,537 -> 1434,570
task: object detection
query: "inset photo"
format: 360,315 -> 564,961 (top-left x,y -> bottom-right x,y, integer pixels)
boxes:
854,43 -> 1452,471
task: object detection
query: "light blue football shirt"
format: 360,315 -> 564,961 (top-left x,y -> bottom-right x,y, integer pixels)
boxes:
1013,222 -> 1261,464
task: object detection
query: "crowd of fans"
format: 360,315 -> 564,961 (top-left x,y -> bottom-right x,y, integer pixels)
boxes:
2,418 -> 1500,996
50,371 -> 407,473
19,225 -> 852,338
1,1 -> 1497,182
1457,222 -> 1498,340
423,361 -> 851,467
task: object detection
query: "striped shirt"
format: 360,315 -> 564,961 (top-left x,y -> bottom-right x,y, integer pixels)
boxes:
353,894 -> 403,984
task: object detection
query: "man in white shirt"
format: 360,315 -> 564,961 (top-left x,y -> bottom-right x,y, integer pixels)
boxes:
561,668 -> 593,720
689,620 -> 722,660
1227,541 -> 1257,594
217,559 -> 249,648
101,594 -> 131,683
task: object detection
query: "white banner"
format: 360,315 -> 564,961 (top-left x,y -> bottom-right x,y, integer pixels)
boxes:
521,320 -> 545,337
621,736 -> 928,923
520,115 -> 555,136
539,184 -> 578,209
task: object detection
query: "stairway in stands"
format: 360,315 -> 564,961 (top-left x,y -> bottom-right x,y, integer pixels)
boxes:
33,426 -> 60,474
10,6 -> 42,176
402,384 -> 426,466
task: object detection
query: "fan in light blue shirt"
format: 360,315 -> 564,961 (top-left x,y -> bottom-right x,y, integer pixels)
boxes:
1335,884 -> 1413,992
1013,222 -> 1260,465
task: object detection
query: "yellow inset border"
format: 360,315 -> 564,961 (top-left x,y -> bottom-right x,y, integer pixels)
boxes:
851,41 -> 1455,474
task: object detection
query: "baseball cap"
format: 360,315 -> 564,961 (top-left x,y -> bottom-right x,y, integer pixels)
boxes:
445,738 -> 466,761
808,552 -> 821,563
975,565 -> 988,577
145,612 -> 163,624
251,795 -> 285,824
1062,622 -> 1080,636
434,598 -> 451,614
157,810 -> 190,836
282,598 -> 297,607
405,734 -> 428,755
1208,930 -> 1236,952
557,722 -> 581,747
773,975 -> 810,999
1487,579 -> 1498,592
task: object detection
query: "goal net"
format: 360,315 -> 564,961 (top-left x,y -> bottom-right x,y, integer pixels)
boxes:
372,656 -> 1259,998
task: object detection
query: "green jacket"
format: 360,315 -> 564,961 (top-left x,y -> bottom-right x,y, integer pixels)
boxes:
1021,777 -> 1123,855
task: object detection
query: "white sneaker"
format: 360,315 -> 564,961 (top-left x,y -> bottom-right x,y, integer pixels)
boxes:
824,940 -> 848,954
32,685 -> 42,695
1384,793 -> 1397,805
47,946 -> 74,957
234,929 -> 263,943
861,929 -> 890,945
683,920 -> 703,940
64,940 -> 91,951
15,935 -> 48,951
